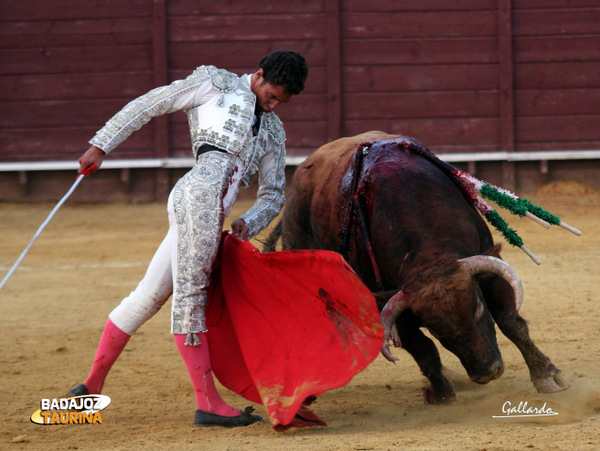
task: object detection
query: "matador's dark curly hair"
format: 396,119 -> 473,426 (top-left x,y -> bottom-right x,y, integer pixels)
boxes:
257,50 -> 308,95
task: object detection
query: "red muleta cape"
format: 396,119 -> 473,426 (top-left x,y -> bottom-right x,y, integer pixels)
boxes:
206,232 -> 383,430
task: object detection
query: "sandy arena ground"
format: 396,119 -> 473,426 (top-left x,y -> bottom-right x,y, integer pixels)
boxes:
1,180 -> 599,450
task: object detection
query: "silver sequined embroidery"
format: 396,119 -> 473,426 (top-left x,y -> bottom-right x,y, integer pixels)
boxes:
171,152 -> 242,334
90,73 -> 211,154
204,65 -> 239,92
88,66 -> 288,333
186,74 -> 254,159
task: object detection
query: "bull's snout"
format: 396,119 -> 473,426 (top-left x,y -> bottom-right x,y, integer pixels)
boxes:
471,360 -> 504,384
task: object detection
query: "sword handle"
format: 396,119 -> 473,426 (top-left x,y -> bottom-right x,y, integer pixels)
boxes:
80,164 -> 98,177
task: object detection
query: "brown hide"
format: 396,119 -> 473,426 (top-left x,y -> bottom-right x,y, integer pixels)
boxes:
282,131 -> 399,251
283,131 -> 494,289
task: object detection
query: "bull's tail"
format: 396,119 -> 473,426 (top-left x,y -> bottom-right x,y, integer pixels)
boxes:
262,219 -> 283,252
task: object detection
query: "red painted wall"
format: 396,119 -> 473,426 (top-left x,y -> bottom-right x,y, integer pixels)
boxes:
1,1 -> 598,169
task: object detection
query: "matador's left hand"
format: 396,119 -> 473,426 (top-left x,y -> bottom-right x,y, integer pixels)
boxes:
231,218 -> 249,241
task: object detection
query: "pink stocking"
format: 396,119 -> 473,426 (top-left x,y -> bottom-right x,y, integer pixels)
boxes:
174,334 -> 239,416
84,319 -> 131,394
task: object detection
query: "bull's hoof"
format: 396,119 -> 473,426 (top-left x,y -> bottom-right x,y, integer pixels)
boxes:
423,383 -> 456,404
533,370 -> 571,393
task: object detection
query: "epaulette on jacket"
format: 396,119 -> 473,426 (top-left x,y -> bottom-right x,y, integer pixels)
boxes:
204,66 -> 240,93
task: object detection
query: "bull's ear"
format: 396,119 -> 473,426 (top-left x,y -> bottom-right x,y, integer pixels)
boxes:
483,242 -> 503,257
373,290 -> 399,310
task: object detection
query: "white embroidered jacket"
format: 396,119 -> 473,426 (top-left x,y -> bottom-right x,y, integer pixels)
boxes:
89,66 -> 286,238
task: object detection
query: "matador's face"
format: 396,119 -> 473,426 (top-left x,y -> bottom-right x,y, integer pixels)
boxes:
251,69 -> 293,114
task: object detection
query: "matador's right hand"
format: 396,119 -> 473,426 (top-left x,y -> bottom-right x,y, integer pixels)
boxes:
78,145 -> 105,174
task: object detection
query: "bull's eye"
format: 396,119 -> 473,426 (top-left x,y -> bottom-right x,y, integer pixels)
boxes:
474,299 -> 485,321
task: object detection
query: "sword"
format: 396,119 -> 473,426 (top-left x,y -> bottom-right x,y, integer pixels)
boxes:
0,164 -> 97,291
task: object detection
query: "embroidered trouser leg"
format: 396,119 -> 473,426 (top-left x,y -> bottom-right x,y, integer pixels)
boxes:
171,152 -> 242,334
109,151 -> 242,336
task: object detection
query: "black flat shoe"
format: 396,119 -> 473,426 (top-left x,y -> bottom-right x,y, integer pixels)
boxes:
194,406 -> 263,428
66,384 -> 89,398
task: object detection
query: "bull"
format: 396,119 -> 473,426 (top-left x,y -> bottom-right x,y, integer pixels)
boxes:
264,131 -> 570,404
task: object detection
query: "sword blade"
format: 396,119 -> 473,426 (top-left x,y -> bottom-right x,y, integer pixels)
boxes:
0,164 -> 96,291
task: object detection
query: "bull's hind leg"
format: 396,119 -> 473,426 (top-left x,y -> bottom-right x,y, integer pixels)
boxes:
482,278 -> 570,393
398,317 -> 456,404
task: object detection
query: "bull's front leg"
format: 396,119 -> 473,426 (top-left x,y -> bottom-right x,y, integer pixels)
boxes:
483,279 -> 570,393
397,318 -> 456,404
493,311 -> 569,392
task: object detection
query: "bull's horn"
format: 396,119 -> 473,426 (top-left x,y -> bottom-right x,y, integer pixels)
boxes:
380,291 -> 408,362
459,255 -> 523,311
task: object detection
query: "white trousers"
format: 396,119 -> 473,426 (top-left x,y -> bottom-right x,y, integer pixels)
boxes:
109,152 -> 243,335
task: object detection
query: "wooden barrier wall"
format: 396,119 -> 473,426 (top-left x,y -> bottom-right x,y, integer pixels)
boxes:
1,0 -> 599,200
